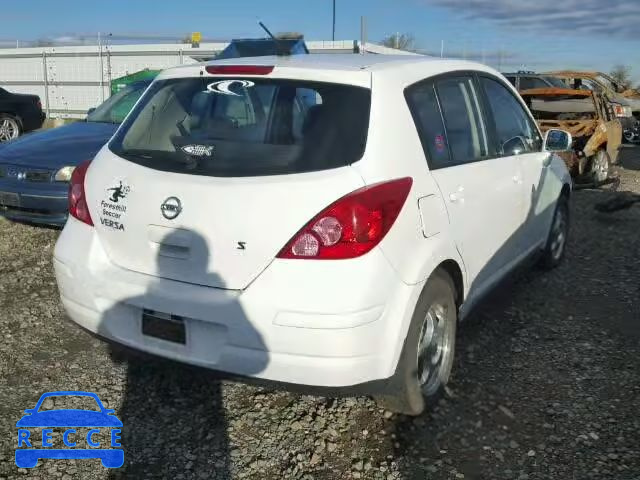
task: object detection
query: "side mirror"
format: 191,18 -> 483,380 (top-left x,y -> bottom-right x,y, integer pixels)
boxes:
87,107 -> 96,115
502,136 -> 528,156
543,129 -> 572,152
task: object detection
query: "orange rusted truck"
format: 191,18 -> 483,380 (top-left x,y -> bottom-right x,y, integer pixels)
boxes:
545,71 -> 640,143
520,87 -> 621,185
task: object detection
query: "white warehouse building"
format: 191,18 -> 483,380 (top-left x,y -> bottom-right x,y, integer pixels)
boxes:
0,41 -> 415,118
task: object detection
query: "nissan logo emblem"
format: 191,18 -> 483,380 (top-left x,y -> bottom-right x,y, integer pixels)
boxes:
161,197 -> 182,220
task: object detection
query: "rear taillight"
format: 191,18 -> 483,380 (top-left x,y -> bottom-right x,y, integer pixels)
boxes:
69,160 -> 93,226
205,65 -> 274,75
277,178 -> 413,260
614,104 -> 633,118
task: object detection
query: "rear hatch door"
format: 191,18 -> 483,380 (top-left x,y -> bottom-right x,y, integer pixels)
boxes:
86,67 -> 371,290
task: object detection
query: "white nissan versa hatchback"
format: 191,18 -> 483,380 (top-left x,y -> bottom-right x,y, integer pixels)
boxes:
54,54 -> 572,415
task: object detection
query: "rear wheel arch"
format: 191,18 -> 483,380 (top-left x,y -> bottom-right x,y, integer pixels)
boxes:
377,265 -> 459,415
0,110 -> 21,124
438,259 -> 464,309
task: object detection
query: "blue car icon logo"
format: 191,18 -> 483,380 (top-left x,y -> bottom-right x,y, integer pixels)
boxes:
15,391 -> 123,468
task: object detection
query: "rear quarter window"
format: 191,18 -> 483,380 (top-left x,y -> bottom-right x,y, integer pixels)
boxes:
405,82 -> 452,169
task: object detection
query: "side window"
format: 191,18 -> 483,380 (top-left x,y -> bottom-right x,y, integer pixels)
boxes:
582,79 -> 601,92
436,76 -> 491,165
256,86 -> 276,117
109,88 -> 145,123
293,88 -> 323,142
218,89 -> 256,127
405,82 -> 451,169
531,78 -> 550,89
519,77 -> 548,90
480,77 -> 542,155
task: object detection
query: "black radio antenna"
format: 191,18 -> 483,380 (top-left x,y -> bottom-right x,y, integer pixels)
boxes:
258,21 -> 289,56
258,21 -> 276,40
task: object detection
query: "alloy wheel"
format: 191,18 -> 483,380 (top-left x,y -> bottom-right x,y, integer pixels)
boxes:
0,117 -> 19,142
592,151 -> 609,184
550,204 -> 568,262
416,302 -> 455,397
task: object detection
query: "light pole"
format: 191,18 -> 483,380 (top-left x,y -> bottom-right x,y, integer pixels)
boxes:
332,0 -> 336,41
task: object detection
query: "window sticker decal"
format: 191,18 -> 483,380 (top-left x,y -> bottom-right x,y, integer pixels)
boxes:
181,145 -> 214,157
100,180 -> 131,232
206,80 -> 255,96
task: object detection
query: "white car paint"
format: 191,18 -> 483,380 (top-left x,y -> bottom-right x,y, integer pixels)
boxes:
54,54 -> 572,389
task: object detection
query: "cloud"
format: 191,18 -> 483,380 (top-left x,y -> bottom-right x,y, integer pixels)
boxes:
425,0 -> 640,39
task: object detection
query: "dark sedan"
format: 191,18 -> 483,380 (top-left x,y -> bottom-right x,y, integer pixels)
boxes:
0,88 -> 45,142
0,79 -> 153,226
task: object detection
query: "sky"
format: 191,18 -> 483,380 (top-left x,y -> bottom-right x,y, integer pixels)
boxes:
2,0 -> 640,80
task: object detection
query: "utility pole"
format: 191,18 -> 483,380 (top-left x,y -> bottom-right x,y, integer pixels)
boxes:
98,32 -> 105,102
332,0 -> 336,41
42,51 -> 50,117
106,33 -> 112,92
440,39 -> 444,58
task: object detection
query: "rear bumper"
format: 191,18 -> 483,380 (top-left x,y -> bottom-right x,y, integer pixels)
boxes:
54,218 -> 421,388
21,112 -> 46,132
0,181 -> 68,226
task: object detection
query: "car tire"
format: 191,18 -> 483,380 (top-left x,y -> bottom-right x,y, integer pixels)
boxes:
623,128 -> 636,144
376,269 -> 457,416
0,113 -> 22,143
590,149 -> 610,185
540,195 -> 570,270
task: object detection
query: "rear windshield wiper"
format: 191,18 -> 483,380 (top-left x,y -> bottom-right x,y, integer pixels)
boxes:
117,148 -> 199,170
116,149 -> 155,160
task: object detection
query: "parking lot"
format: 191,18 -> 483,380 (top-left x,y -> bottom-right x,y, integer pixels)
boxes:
0,149 -> 639,480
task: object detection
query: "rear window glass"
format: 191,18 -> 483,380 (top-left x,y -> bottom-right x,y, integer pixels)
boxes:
519,77 -> 550,90
542,76 -> 568,89
109,77 -> 370,177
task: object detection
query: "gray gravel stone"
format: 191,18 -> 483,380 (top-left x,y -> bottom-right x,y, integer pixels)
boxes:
1,158 -> 640,479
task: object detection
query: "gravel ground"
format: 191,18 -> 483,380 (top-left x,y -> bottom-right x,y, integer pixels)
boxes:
1,151 -> 639,480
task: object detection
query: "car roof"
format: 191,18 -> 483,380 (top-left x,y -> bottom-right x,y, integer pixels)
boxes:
203,53 -> 433,72
157,53 -> 501,89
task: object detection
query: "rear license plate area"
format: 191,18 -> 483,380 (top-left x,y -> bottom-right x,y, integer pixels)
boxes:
142,309 -> 186,344
0,192 -> 19,208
